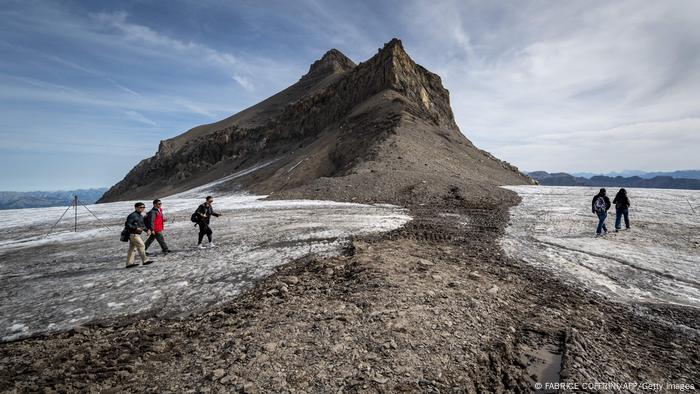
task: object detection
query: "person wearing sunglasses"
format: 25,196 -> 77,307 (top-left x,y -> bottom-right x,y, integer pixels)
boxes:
124,202 -> 154,268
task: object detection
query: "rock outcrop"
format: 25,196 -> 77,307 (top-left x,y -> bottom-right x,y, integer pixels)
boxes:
99,39 -> 533,204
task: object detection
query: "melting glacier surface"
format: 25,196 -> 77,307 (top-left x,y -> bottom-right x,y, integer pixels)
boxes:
502,186 -> 700,308
0,192 -> 410,341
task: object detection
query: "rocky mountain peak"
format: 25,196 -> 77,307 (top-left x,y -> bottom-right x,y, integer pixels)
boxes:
359,38 -> 456,128
378,37 -> 407,57
302,48 -> 356,81
99,38 -> 531,204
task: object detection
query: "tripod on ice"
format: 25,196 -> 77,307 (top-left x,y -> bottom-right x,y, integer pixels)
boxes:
44,195 -> 112,238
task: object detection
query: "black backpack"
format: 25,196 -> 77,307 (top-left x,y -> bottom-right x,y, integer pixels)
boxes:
120,219 -> 130,242
191,210 -> 199,223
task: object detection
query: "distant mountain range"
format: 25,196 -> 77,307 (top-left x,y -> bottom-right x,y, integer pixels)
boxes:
0,188 -> 107,210
570,170 -> 700,180
528,172 -> 700,190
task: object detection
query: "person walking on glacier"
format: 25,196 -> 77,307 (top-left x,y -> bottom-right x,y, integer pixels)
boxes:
612,188 -> 631,232
591,188 -> 611,236
124,202 -> 154,268
194,196 -> 221,249
145,199 -> 171,255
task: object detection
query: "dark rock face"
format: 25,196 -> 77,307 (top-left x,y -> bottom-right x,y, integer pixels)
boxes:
99,39 -> 532,203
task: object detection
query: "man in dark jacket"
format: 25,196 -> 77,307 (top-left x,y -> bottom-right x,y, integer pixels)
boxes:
612,188 -> 631,231
591,188 -> 611,236
196,196 -> 221,249
125,202 -> 153,268
145,199 -> 171,254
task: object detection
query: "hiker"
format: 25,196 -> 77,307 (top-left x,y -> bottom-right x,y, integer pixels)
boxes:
591,188 -> 611,236
195,196 -> 221,249
145,199 -> 171,255
125,202 -> 154,268
612,188 -> 631,231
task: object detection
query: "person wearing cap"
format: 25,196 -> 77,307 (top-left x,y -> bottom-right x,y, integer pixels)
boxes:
125,202 -> 154,268
591,188 -> 611,236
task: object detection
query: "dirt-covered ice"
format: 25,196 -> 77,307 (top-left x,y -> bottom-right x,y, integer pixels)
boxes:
0,193 -> 410,341
502,185 -> 700,308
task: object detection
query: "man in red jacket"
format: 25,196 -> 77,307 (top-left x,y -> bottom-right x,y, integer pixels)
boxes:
145,199 -> 171,254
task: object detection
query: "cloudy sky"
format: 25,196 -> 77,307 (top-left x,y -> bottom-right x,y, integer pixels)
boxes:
1,0 -> 699,190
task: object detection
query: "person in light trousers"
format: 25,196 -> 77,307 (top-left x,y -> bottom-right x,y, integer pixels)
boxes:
125,202 -> 153,268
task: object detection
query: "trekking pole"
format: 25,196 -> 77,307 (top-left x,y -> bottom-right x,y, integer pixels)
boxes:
74,195 -> 78,232
687,198 -> 697,245
44,202 -> 74,238
79,200 -> 113,231
686,198 -> 696,215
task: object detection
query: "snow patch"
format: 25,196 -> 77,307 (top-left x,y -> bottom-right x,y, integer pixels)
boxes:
502,186 -> 700,308
0,188 -> 411,341
8,323 -> 27,332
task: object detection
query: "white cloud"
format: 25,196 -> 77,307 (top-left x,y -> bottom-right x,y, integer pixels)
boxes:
172,98 -> 222,118
7,74 -> 83,95
2,45 -> 146,98
92,12 -> 240,70
124,110 -> 158,127
0,4 -> 302,117
0,74 -> 234,117
495,118 -> 700,173
45,54 -> 99,75
400,0 -> 700,171
232,74 -> 254,91
107,78 -> 141,96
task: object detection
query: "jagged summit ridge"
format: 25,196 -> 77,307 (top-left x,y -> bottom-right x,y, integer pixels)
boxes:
302,48 -> 356,81
377,37 -> 405,56
360,38 -> 457,128
310,48 -> 355,72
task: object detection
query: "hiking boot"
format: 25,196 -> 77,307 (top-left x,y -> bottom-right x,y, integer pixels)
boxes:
125,263 -> 139,268
142,260 -> 154,266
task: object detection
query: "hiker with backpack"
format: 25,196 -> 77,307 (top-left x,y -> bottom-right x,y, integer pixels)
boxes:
123,202 -> 154,268
145,199 -> 171,255
591,188 -> 611,236
192,196 -> 221,249
612,188 -> 631,232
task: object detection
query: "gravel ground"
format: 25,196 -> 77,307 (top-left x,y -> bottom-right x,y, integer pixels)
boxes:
1,190 -> 698,393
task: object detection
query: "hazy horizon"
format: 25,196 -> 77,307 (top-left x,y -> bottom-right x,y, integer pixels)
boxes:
6,170 -> 700,193
0,186 -> 108,193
